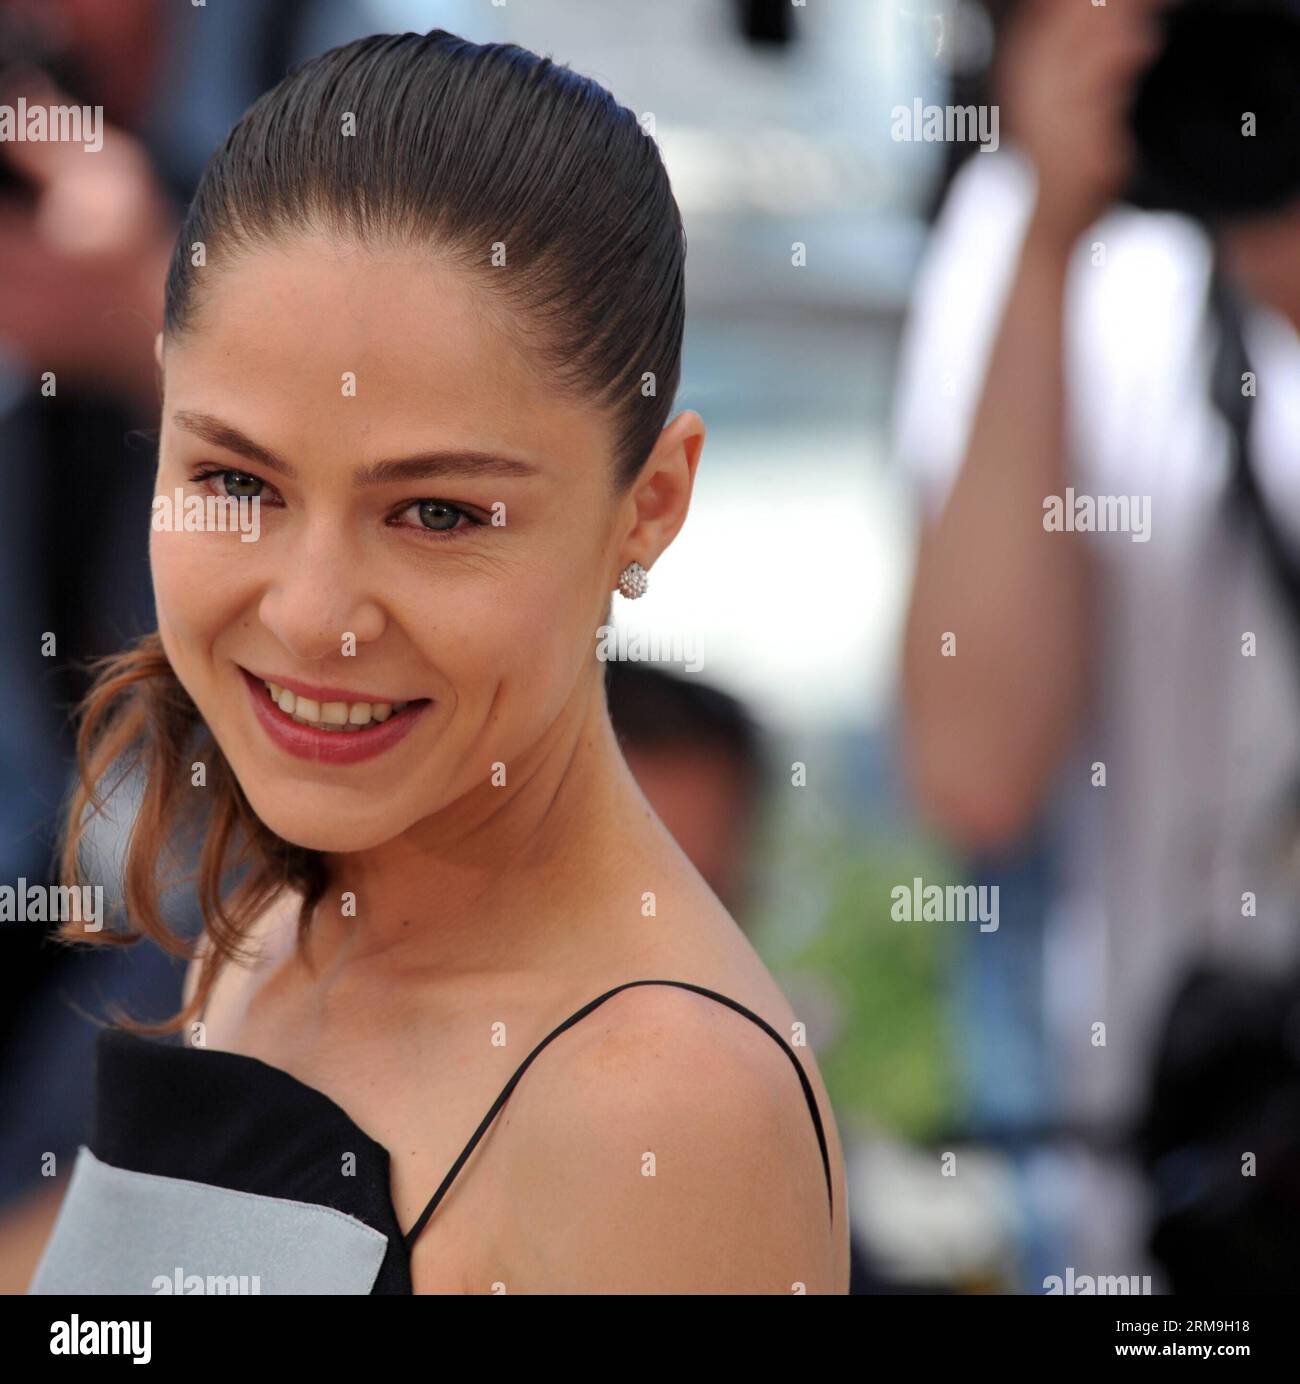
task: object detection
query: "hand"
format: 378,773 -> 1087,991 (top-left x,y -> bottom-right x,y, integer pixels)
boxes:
0,70 -> 177,416
997,0 -> 1172,249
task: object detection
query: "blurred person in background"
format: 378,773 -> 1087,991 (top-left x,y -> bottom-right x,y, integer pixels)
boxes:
606,661 -> 766,921
897,0 -> 1300,1287
0,0 -> 177,1060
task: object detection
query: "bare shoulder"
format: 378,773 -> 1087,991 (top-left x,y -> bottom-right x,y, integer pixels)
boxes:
495,979 -> 839,1294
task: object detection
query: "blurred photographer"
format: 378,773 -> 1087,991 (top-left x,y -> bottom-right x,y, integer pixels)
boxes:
897,0 -> 1300,1285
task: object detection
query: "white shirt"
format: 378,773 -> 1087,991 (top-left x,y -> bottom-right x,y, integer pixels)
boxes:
893,145 -> 1300,1131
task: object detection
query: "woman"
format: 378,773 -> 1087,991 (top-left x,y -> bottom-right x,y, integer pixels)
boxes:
31,28 -> 848,1295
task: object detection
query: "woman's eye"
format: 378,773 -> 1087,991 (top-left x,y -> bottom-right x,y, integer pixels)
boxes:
418,501 -> 461,531
397,500 -> 478,536
217,470 -> 264,499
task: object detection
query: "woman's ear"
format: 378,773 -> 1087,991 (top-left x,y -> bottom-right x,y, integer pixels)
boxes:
154,331 -> 164,371
616,410 -> 705,575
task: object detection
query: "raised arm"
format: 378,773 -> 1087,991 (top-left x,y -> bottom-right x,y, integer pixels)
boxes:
900,0 -> 1164,850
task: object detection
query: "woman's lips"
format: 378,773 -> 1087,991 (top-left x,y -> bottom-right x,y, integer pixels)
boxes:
239,666 -> 430,765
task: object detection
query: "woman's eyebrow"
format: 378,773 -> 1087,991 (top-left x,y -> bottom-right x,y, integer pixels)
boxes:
170,411 -> 541,482
357,454 -> 539,484
172,410 -> 291,474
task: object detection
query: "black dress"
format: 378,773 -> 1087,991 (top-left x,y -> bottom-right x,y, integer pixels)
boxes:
30,979 -> 834,1294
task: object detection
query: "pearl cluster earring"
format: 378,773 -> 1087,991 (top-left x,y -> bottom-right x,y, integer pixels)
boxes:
616,562 -> 648,599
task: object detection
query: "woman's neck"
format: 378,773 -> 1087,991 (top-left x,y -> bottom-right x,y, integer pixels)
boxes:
305,679 -> 654,984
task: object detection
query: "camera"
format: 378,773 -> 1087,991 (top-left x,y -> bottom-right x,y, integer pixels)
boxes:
1126,0 -> 1300,220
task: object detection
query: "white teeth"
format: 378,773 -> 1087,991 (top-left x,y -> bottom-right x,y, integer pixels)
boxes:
262,681 -> 415,732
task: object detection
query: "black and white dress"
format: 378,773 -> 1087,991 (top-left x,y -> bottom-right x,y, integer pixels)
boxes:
30,979 -> 834,1294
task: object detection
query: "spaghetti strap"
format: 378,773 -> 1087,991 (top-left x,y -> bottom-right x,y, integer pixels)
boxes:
402,978 -> 834,1253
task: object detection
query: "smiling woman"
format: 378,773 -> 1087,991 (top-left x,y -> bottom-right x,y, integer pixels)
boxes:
33,28 -> 849,1295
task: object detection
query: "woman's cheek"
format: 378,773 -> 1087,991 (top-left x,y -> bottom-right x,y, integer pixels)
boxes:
499,574 -> 595,713
149,525 -> 259,663
428,577 -> 575,729
151,526 -> 220,631
149,526 -> 194,641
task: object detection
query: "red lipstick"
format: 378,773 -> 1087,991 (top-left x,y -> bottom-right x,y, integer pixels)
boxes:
238,667 -> 430,765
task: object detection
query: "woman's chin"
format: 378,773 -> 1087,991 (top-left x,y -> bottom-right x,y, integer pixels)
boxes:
243,793 -> 405,855
271,822 -> 392,854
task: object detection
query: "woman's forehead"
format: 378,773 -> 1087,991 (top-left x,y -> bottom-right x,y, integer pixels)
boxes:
180,233 -> 520,367
164,233 -> 606,463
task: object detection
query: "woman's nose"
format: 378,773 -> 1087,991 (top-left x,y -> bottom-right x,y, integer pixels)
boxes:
256,529 -> 385,662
